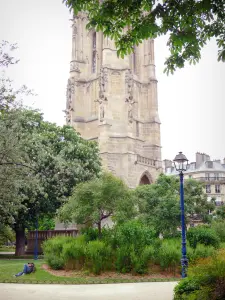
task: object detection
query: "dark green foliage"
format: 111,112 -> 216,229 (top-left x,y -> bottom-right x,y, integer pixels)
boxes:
58,173 -> 136,237
187,226 -> 220,249
0,225 -> 15,246
131,245 -> 155,274
62,236 -> 86,270
64,0 -> 225,74
43,236 -> 74,270
157,240 -> 180,273
0,42 -> 101,255
81,227 -> 99,243
215,206 -> 225,220
113,220 -> 156,250
187,244 -> 215,264
43,222 -> 223,275
134,175 -> 213,237
86,240 -> 112,275
211,220 -> 225,242
47,256 -> 64,270
115,246 -> 132,273
113,221 -> 156,274
174,250 -> 225,300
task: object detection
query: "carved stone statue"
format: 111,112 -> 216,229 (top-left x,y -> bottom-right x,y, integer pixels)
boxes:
126,97 -> 136,124
66,78 -> 75,111
95,92 -> 108,122
125,69 -> 133,96
99,67 -> 108,93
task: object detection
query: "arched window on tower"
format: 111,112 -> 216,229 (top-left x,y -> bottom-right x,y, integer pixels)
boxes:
92,32 -> 97,73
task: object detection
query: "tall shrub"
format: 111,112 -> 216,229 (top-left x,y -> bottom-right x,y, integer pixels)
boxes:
211,220 -> 225,243
174,250 -> 225,300
187,226 -> 220,249
85,240 -> 111,275
157,240 -> 180,273
62,236 -> 86,270
43,236 -> 74,270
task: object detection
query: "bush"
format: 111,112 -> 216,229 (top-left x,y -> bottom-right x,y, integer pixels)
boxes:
157,240 -> 180,273
62,236 -> 86,270
43,236 -> 76,270
187,226 -> 220,249
81,227 -> 99,243
115,246 -> 132,273
131,245 -> 155,274
85,240 -> 111,275
174,250 -> 225,300
211,220 -> 225,243
113,220 -> 156,251
47,255 -> 64,270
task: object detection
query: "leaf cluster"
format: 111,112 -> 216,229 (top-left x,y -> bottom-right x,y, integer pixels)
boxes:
64,0 -> 225,74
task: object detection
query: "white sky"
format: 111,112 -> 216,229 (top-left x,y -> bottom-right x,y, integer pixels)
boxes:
0,0 -> 225,163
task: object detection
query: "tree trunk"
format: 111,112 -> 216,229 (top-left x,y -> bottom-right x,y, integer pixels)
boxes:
97,221 -> 102,239
15,227 -> 25,256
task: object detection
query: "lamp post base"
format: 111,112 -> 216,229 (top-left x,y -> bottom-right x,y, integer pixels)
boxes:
181,257 -> 188,278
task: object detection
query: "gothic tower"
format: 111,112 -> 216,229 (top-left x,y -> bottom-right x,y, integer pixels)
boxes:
65,13 -> 162,187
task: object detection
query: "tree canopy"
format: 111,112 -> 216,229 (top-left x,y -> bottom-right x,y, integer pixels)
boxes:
64,0 -> 225,74
134,174 -> 215,236
58,172 -> 137,236
0,41 -> 102,254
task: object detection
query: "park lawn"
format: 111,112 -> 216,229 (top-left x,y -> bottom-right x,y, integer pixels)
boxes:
0,259 -> 179,284
0,246 -> 15,252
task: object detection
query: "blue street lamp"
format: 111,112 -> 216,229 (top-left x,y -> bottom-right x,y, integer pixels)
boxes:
173,152 -> 189,278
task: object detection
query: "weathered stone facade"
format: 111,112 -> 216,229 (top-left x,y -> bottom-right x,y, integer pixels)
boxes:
65,13 -> 162,187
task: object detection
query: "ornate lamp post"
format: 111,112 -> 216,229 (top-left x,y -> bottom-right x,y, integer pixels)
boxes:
173,152 -> 189,278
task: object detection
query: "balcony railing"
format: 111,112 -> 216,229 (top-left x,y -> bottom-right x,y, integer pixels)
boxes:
195,177 -> 225,182
136,155 -> 157,167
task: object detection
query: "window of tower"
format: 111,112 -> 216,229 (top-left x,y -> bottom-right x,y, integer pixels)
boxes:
92,32 -> 96,73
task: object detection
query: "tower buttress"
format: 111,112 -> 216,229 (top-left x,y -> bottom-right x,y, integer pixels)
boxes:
66,14 -> 162,187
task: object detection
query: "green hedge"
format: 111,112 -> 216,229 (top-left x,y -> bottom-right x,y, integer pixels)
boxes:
187,225 -> 220,249
174,249 -> 225,300
43,221 -> 224,275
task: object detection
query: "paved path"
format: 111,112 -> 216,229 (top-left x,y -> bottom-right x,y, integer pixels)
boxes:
0,282 -> 177,300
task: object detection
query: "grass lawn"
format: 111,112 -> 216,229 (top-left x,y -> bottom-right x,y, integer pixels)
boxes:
0,246 -> 15,252
0,259 -> 179,284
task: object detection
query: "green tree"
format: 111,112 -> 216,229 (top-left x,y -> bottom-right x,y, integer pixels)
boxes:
11,110 -> 101,255
64,0 -> 225,74
0,42 -> 102,255
58,172 -> 136,237
184,179 -> 215,224
134,174 -> 213,236
215,205 -> 225,220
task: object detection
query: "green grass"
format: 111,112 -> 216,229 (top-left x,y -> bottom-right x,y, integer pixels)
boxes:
0,259 -> 179,284
0,246 -> 15,252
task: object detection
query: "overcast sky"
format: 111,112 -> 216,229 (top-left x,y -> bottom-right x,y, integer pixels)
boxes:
0,0 -> 225,163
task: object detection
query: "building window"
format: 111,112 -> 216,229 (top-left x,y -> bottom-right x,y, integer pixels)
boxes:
215,197 -> 222,206
206,185 -> 211,193
92,32 -> 96,73
205,173 -> 210,181
214,173 -> 219,180
215,184 -> 221,193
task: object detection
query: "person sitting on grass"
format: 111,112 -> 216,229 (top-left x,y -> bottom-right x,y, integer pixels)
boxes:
14,263 -> 35,277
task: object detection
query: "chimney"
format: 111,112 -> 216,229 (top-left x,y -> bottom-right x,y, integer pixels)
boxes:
214,159 -> 221,164
196,152 -> 210,168
163,159 -> 173,169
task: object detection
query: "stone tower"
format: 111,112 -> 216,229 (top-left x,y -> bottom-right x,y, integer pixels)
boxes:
65,13 -> 162,188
